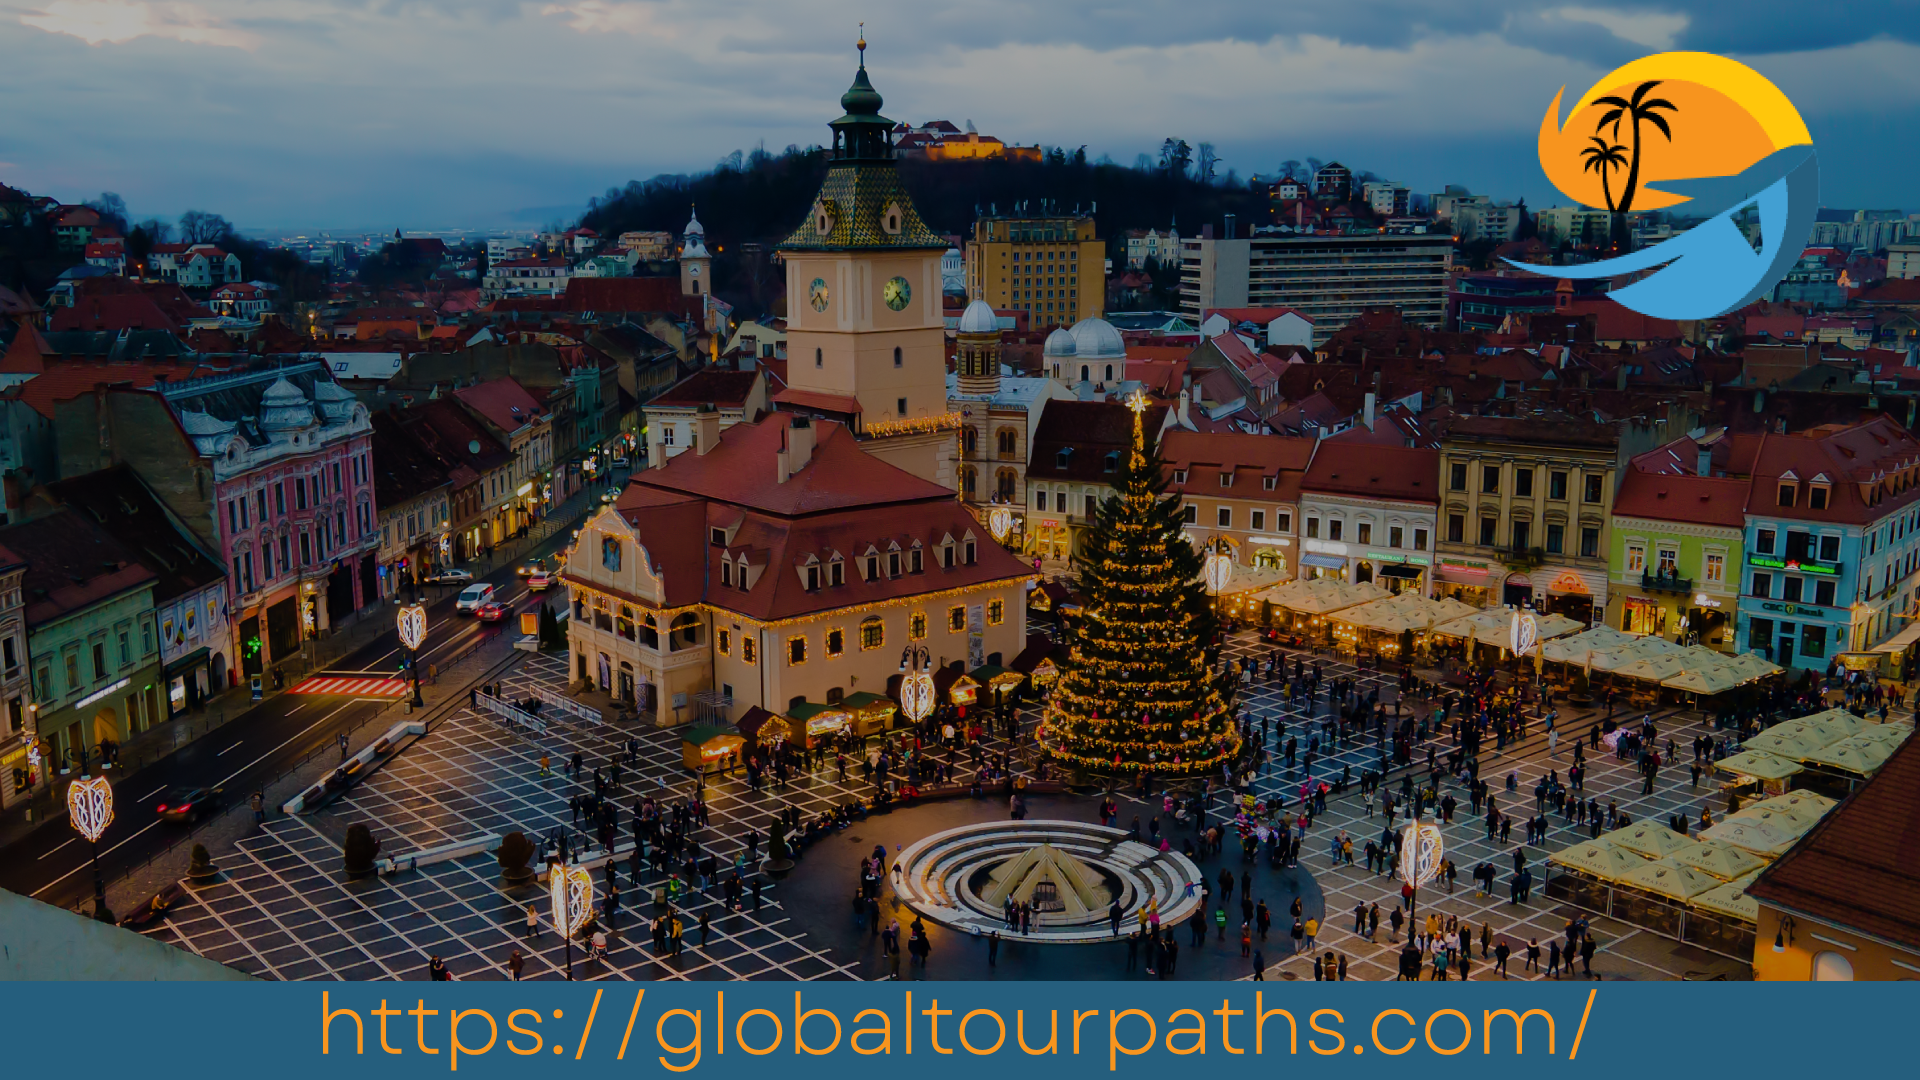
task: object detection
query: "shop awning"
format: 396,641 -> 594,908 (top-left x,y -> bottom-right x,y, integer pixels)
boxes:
1376,563 -> 1425,579
164,646 -> 211,675
1870,620 -> 1920,654
1299,553 -> 1346,570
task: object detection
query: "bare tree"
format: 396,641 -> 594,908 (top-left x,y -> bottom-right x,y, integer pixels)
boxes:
178,210 -> 233,244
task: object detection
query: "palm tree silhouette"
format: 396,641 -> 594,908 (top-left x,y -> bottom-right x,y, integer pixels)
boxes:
1580,137 -> 1629,212
1592,80 -> 1678,214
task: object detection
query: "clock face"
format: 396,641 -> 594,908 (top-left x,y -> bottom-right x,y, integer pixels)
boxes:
808,277 -> 830,313
883,275 -> 911,311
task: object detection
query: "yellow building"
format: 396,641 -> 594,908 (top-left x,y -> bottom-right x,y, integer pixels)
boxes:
964,214 -> 1105,329
774,46 -> 956,489
562,411 -> 1031,729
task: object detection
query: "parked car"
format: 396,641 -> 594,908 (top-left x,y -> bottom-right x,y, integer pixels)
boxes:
611,456 -> 630,468
455,583 -> 497,613
425,568 -> 473,585
155,786 -> 224,824
528,570 -> 553,592
475,601 -> 509,623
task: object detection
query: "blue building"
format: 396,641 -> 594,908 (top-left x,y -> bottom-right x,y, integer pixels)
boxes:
1734,417 -> 1920,673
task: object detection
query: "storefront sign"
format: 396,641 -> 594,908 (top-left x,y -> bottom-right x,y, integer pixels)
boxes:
1366,552 -> 1430,564
1302,539 -> 1348,556
1761,601 -> 1827,618
1749,555 -> 1839,575
1248,535 -> 1292,547
516,482 -> 534,497
1438,557 -> 1489,575
1694,593 -> 1723,608
1548,570 -> 1590,594
74,677 -> 130,711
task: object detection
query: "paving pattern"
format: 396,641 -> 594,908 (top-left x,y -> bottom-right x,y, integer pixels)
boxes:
140,618 -> 1847,981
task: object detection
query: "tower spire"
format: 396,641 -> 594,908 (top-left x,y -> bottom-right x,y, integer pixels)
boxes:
857,22 -> 866,64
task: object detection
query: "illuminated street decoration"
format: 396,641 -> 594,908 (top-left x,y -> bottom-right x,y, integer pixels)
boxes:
1205,550 -> 1234,596
68,775 -> 113,843
549,864 -> 594,935
1399,817 -> 1444,889
397,604 -> 427,651
1511,609 -> 1540,656
988,504 -> 1013,543
899,669 -> 936,722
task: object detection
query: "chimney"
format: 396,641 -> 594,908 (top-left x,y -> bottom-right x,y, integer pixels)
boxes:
1177,388 -> 1193,430
1223,213 -> 1236,240
1696,446 -> 1712,477
1363,391 -> 1377,430
776,414 -> 815,484
694,403 -> 720,456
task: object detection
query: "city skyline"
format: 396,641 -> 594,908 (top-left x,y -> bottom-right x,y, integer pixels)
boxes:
1,1 -> 1915,231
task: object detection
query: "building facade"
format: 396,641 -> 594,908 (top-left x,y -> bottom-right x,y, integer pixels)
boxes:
0,552 -> 30,808
1161,429 -> 1314,577
562,413 -> 1030,727
1606,437 -> 1746,651
964,215 -> 1105,329
949,299 -> 1065,544
1298,442 -> 1440,593
1025,399 -> 1170,561
1177,232 -> 1453,342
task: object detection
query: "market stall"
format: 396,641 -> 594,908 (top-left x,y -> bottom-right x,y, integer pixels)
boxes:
1698,817 -> 1800,859
1254,579 -> 1390,641
1614,858 -> 1721,937
1327,593 -> 1479,662
681,725 -> 745,775
1712,748 -> 1804,796
969,665 -> 1027,707
1602,823 -> 1699,860
1685,869 -> 1762,957
736,706 -> 791,749
839,691 -> 898,737
1544,838 -> 1647,912
785,701 -> 853,749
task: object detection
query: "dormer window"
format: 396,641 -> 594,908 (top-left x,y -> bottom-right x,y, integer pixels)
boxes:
721,559 -> 733,587
910,547 -> 923,573
1103,451 -> 1118,473
805,565 -> 820,592
865,554 -> 879,580
888,551 -> 901,577
1173,469 -> 1188,485
1263,475 -> 1278,491
1220,471 -> 1234,488
1056,448 -> 1072,469
881,201 -> 904,236
964,538 -> 977,565
710,527 -> 726,545
1777,482 -> 1796,508
1809,485 -> 1829,510
829,558 -> 844,587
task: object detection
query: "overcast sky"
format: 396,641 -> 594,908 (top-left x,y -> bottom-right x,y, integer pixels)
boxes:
2,1 -> 1915,233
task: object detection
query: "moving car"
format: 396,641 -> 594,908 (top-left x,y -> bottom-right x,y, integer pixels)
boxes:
425,568 -> 473,585
611,456 -> 630,468
455,583 -> 497,613
155,786 -> 224,824
475,601 -> 509,623
516,559 -> 541,577
528,570 -> 552,592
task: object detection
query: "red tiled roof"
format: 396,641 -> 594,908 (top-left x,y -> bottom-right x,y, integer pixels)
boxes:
560,277 -> 699,319
636,414 -> 947,517
1301,442 -> 1439,504
1161,430 -> 1314,502
771,387 -> 861,415
1745,733 -> 1920,952
7,363 -> 209,419
1027,400 -> 1170,482
49,292 -> 179,334
1,318 -> 52,375
0,507 -> 158,627
1742,416 -> 1920,525
1614,440 -> 1749,528
651,369 -> 760,409
453,377 -> 546,435
1856,279 -> 1920,305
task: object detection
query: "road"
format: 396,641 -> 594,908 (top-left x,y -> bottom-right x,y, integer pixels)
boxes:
0,494 -> 607,914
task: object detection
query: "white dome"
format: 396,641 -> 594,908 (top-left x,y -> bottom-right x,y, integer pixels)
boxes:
1068,317 -> 1125,360
258,376 -> 316,433
957,299 -> 998,334
684,209 -> 704,238
1042,326 -> 1077,357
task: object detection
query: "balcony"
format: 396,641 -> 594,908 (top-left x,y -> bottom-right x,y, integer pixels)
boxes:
1501,545 -> 1545,569
1641,570 -> 1693,593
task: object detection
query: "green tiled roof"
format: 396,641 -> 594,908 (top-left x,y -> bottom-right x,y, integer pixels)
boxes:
778,163 -> 947,252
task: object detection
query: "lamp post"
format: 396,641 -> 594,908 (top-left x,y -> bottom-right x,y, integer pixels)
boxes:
398,604 -> 427,708
67,771 -> 114,923
898,644 -> 934,725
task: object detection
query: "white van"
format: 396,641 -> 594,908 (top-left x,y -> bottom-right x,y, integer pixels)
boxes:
455,583 -> 497,613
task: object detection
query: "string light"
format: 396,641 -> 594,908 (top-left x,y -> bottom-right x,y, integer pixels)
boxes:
864,412 -> 965,438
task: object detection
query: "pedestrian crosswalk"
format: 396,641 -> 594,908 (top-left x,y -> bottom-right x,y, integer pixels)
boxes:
290,675 -> 410,697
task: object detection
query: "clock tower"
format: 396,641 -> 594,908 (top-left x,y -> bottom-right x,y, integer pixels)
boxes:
679,207 -> 710,297
776,36 -> 953,488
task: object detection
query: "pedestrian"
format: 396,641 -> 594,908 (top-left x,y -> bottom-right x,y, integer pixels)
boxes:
1547,939 -> 1562,978
699,910 -> 712,947
507,948 -> 524,981
1252,949 -> 1266,981
428,955 -> 449,981
250,791 -> 265,824
1494,938 -> 1511,977
1304,915 -> 1319,952
988,930 -> 1001,967
525,904 -> 540,939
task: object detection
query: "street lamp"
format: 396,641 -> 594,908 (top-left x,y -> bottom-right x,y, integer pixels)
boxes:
397,603 -> 427,707
67,772 -> 114,923
898,644 -> 935,724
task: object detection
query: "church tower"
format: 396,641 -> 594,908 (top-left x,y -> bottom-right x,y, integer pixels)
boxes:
955,299 -> 1001,396
775,34 -> 953,488
679,207 -> 711,297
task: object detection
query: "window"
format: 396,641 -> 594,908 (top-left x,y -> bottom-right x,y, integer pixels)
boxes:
1756,529 -> 1777,555
1173,470 -> 1188,485
1515,469 -> 1534,498
1626,545 -> 1646,574
91,641 -> 107,680
741,635 -> 756,664
805,565 -> 819,591
788,636 -> 807,665
1782,576 -> 1803,603
893,346 -> 903,368
1447,514 -> 1465,543
299,532 -> 312,565
1219,472 -> 1233,488
1217,507 -> 1232,528
1809,485 -> 1829,510
1184,505 -> 1198,525
865,555 -> 879,580
1414,527 -> 1429,551
721,561 -> 733,587
888,551 -> 901,577
1704,553 -> 1725,584
1479,517 -> 1497,546
1357,522 -> 1372,545
1656,547 -> 1678,574
332,462 -> 343,492
1583,474 -> 1604,503
964,539 -> 976,564
830,560 -> 844,587
296,480 -> 307,510
859,616 -> 884,649
1549,471 -> 1568,500
662,426 -> 675,446
1748,617 -> 1774,652
1579,527 -> 1600,558
718,628 -> 731,655
1777,483 -> 1796,508
602,537 -> 622,571
117,630 -> 130,666
1819,534 -> 1841,562
815,347 -> 823,368
823,628 -> 843,657
1481,465 -> 1501,494
1511,520 -> 1530,550
1104,452 -> 1118,473
909,612 -> 928,640
1252,510 -> 1266,532
1449,463 -> 1468,491
1035,491 -> 1049,511
1262,475 -> 1277,491
1801,623 -> 1827,659
1328,519 -> 1343,541
64,652 -> 78,693
1277,512 -> 1292,533
1752,571 -> 1773,598
275,484 -> 286,515
1055,449 -> 1072,469
1815,579 -> 1836,606
896,397 -> 908,416
1084,494 -> 1097,518
948,605 -> 966,632
988,598 -> 1004,625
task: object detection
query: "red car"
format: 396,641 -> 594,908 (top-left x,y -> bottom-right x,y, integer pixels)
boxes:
475,601 -> 509,623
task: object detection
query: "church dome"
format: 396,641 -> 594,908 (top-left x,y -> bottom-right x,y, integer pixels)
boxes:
957,299 -> 998,335
1068,317 -> 1125,360
840,63 -> 884,117
684,209 -> 705,239
257,376 -> 315,433
1042,326 -> 1077,358
312,377 -> 358,422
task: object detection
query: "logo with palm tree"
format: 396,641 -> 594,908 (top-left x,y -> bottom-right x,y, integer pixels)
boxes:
1589,81 -> 1679,214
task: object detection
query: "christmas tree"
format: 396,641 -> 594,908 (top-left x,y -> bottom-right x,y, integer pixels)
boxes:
1038,393 -> 1242,780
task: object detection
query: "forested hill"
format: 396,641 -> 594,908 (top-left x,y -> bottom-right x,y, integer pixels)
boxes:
575,147 -> 1275,313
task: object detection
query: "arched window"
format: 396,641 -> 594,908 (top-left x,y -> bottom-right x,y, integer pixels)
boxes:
815,347 -> 823,368
893,346 -> 903,368
996,468 -> 1017,501
1813,951 -> 1855,981
960,466 -> 977,497
962,427 -> 978,454
1105,364 -> 1114,381
997,429 -> 1016,456
1080,365 -> 1089,382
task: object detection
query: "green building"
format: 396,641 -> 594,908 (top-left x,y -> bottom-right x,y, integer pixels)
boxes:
3,508 -> 165,773
1605,439 -> 1748,651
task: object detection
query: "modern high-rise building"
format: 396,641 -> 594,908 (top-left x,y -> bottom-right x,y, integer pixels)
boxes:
1176,232 -> 1453,342
963,214 -> 1105,329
